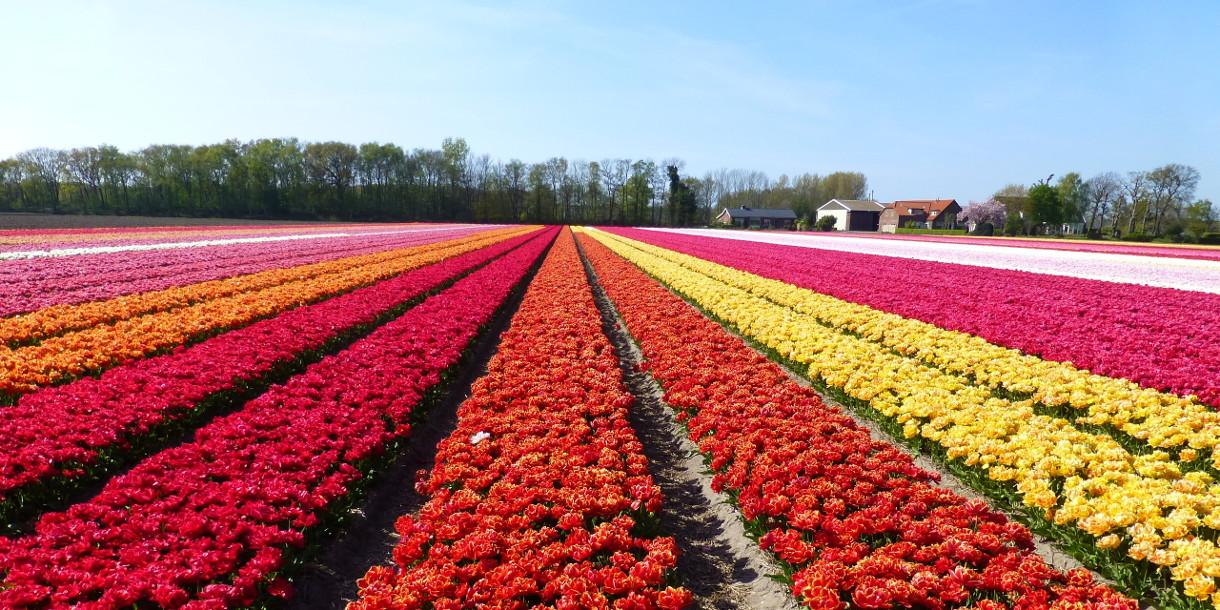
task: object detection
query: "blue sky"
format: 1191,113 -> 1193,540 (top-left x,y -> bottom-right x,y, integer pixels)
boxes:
2,0 -> 1216,203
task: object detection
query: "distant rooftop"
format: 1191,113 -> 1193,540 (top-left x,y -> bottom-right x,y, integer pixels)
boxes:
820,199 -> 885,212
721,207 -> 797,219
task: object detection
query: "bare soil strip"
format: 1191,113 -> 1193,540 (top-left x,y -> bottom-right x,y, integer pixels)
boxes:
283,240 -> 550,610
578,241 -> 802,610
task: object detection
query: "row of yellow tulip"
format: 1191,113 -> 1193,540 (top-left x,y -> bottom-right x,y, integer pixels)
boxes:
586,228 -> 1220,603
603,231 -> 1220,468
0,228 -> 533,396
0,227 -> 520,346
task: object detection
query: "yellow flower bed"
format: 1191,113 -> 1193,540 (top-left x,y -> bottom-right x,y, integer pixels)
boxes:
586,227 -> 1220,602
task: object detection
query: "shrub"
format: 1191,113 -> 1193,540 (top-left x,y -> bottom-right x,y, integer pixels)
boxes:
1151,231 -> 1200,244
817,216 -> 837,231
1004,211 -> 1026,236
1120,233 -> 1153,242
970,222 -> 994,236
896,228 -> 968,236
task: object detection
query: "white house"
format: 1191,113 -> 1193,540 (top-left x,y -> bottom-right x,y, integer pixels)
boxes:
815,199 -> 886,231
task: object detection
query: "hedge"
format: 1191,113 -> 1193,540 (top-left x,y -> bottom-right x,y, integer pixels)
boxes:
895,228 -> 968,236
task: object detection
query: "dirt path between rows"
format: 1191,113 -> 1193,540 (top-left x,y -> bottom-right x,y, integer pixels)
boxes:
696,317 -> 1109,581
283,243 -> 548,610
578,241 -> 803,610
754,346 -> 1151,604
588,253 -> 1115,586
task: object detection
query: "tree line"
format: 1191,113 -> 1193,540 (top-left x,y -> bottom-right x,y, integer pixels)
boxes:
0,138 -> 869,226
958,165 -> 1214,240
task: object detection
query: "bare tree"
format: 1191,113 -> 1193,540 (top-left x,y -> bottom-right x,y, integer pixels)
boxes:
543,157 -> 568,222
1123,171 -> 1149,235
1083,172 -> 1121,231
602,159 -> 631,224
503,159 -> 526,221
569,161 -> 590,223
696,172 -> 721,222
584,161 -> 603,223
1146,164 -> 1201,235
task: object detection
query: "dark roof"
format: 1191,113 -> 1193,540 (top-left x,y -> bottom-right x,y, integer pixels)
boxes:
819,199 -> 885,212
721,207 -> 797,220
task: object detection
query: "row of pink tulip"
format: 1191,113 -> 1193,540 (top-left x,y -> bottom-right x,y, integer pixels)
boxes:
0,223 -> 389,251
0,227 -> 484,316
0,229 -> 548,524
856,232 -> 1220,262
0,228 -> 553,609
0,223 -> 361,238
607,228 -> 1220,408
0,225 -> 464,285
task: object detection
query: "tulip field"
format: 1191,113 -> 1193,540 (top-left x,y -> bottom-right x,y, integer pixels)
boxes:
0,223 -> 1217,609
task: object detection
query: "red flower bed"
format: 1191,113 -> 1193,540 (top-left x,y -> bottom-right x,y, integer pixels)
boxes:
0,229 -> 554,609
577,233 -> 1135,610
605,227 -> 1220,409
350,230 -> 690,610
0,228 -> 547,524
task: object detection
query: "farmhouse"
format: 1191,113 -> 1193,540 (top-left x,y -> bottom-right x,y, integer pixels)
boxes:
879,199 -> 961,233
715,206 -> 798,229
815,199 -> 885,231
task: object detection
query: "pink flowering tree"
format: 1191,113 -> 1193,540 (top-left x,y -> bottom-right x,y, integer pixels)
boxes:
959,198 -> 1008,228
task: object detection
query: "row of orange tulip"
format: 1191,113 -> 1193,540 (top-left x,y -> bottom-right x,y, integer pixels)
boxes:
0,227 -> 534,396
0,227 -> 519,346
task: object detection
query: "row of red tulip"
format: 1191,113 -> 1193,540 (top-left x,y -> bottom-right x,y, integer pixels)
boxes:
576,232 -> 1135,610
606,227 -> 1220,408
0,227 -> 482,316
0,228 -> 520,349
0,229 -> 548,525
350,230 -> 691,610
0,229 -> 553,609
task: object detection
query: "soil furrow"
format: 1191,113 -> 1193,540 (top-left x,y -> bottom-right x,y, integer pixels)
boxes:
282,235 -> 553,610
596,231 -> 1121,589
578,238 -> 801,610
